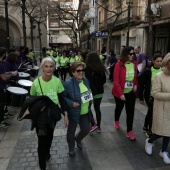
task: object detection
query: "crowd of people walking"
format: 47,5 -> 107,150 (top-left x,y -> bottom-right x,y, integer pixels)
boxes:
0,45 -> 170,170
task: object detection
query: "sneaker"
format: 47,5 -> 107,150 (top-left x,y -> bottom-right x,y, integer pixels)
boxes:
69,150 -> 75,157
96,127 -> 101,133
159,151 -> 170,164
126,131 -> 136,140
145,138 -> 153,155
142,127 -> 148,133
90,124 -> 98,133
114,121 -> 120,130
0,121 -> 10,128
146,131 -> 152,138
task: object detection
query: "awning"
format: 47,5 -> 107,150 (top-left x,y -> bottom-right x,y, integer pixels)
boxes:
54,35 -> 72,44
137,18 -> 170,28
112,30 -> 121,36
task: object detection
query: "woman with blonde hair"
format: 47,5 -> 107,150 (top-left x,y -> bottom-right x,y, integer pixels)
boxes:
145,52 -> 170,164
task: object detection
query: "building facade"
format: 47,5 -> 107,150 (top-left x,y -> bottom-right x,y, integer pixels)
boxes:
0,0 -> 47,51
47,0 -> 78,49
78,0 -> 170,56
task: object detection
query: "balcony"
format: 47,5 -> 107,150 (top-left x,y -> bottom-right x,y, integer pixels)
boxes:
99,19 -> 107,30
107,6 -> 145,27
132,6 -> 145,21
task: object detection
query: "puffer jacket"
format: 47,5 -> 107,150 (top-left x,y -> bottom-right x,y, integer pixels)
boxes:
63,77 -> 91,123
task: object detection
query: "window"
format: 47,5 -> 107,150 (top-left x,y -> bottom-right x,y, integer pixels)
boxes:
50,30 -> 60,35
60,20 -> 73,26
50,22 -> 59,27
60,2 -> 73,8
50,14 -> 59,18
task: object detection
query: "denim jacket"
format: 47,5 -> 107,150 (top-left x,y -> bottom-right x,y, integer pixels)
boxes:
63,77 -> 91,123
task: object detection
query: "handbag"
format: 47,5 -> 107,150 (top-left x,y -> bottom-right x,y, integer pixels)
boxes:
38,78 -> 61,122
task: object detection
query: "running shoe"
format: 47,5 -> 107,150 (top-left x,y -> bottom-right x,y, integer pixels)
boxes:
96,127 -> 101,133
113,121 -> 120,130
126,131 -> 136,140
90,124 -> 98,133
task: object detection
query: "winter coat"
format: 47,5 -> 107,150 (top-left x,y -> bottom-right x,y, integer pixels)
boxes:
63,77 -> 91,123
84,67 -> 106,96
152,72 -> 170,136
112,61 -> 138,98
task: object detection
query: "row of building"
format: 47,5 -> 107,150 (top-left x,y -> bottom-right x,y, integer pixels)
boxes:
79,0 -> 170,56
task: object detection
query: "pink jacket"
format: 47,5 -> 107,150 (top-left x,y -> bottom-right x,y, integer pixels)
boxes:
112,61 -> 138,98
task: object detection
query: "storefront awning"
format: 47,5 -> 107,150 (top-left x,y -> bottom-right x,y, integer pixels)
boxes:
137,18 -> 170,28
112,30 -> 121,36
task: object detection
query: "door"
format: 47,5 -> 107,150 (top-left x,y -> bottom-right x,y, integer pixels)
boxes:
0,29 -> 7,47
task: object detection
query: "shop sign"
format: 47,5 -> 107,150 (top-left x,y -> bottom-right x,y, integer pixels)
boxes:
92,31 -> 108,38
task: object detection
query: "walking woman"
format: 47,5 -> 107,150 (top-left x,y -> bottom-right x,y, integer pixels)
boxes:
63,62 -> 92,157
85,52 -> 106,132
145,52 -> 170,164
59,52 -> 69,81
139,53 -> 162,137
108,50 -> 118,82
30,57 -> 68,170
112,47 -> 138,140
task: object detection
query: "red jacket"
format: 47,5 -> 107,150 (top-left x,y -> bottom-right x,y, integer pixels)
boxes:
112,61 -> 138,98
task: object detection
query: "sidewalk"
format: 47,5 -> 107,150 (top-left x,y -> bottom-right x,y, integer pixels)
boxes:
0,78 -> 170,170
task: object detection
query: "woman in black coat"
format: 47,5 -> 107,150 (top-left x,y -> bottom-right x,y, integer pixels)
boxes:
85,52 -> 106,133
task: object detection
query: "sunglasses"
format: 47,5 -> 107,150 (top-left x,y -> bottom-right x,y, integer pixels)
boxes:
75,69 -> 85,73
129,53 -> 135,56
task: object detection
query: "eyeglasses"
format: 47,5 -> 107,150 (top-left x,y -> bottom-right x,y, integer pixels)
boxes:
129,53 -> 135,56
75,69 -> 85,73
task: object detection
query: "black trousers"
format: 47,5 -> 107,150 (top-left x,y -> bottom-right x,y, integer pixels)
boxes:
36,124 -> 56,169
90,97 -> 102,128
67,114 -> 90,152
0,89 -> 6,123
114,91 -> 136,132
149,134 -> 170,152
60,67 -> 68,81
144,97 -> 154,131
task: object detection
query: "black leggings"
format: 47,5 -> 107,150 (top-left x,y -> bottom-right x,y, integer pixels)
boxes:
60,67 -> 68,81
90,98 -> 102,128
149,134 -> 170,152
36,125 -> 55,169
144,97 -> 154,131
114,91 -> 136,132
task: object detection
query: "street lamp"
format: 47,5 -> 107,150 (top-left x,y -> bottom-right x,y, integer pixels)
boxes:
126,0 -> 133,47
4,0 -> 10,50
87,19 -> 91,50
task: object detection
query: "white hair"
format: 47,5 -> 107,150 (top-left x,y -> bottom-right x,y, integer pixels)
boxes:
41,57 -> 55,67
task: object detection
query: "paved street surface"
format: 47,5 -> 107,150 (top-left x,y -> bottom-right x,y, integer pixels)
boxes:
0,73 -> 170,170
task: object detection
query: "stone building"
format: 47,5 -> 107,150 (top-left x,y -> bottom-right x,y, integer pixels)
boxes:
0,0 -> 47,52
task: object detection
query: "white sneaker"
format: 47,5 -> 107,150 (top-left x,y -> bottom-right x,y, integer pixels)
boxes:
159,151 -> 170,164
145,138 -> 153,155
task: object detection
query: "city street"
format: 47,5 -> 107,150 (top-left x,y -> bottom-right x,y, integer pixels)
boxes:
0,75 -> 170,170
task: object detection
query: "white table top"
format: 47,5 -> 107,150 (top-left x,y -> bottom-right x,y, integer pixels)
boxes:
7,87 -> 28,95
18,72 -> 30,77
18,80 -> 32,87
